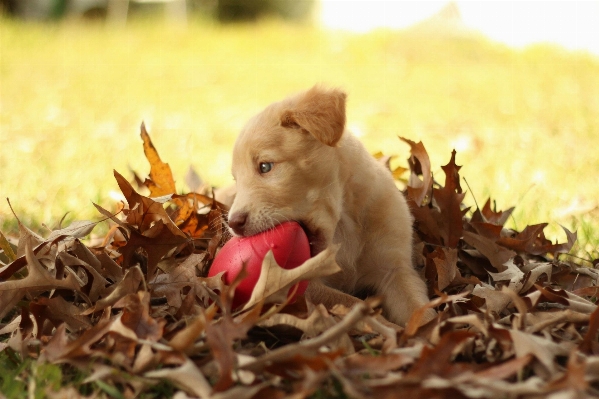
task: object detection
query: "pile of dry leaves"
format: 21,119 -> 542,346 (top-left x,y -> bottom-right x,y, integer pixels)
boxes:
1,125 -> 598,399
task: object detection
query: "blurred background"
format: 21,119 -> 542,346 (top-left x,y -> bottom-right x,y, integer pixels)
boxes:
1,1 -> 598,254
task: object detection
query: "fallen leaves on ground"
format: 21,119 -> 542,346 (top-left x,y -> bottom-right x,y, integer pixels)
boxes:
1,125 -> 598,398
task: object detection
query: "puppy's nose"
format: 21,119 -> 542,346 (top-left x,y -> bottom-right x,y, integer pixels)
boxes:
228,212 -> 248,236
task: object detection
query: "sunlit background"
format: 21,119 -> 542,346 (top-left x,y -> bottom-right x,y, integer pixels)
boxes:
1,0 -> 598,253
322,1 -> 599,53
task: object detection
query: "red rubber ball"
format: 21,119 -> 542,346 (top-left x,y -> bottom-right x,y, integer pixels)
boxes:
208,221 -> 310,309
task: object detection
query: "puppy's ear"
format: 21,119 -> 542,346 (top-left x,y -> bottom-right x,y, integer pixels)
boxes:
281,86 -> 346,146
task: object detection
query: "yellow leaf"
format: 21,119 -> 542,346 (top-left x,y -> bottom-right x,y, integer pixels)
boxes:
0,230 -> 16,262
140,122 -> 177,198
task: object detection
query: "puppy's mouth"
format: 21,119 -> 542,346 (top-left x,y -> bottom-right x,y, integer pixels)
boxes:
298,221 -> 326,258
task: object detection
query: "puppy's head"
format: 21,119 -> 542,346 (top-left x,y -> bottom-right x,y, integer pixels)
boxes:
228,86 -> 347,255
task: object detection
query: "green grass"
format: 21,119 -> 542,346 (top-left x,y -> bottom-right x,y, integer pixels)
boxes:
0,348 -> 178,398
1,16 -> 598,252
1,349 -> 66,399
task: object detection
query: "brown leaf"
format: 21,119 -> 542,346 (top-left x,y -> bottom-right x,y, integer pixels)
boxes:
471,199 -> 514,226
579,305 -> 599,355
414,150 -> 468,249
471,284 -> 512,314
113,170 -> 188,279
131,344 -> 161,374
58,252 -> 109,303
119,292 -> 164,342
463,231 -> 516,270
0,254 -> 27,282
82,265 -> 144,314
15,219 -> 43,259
413,354 -> 537,398
499,224 -> 549,252
242,302 -> 370,373
400,137 -> 433,206
343,352 -> 414,375
546,352 -> 588,393
5,132 -> 598,398
441,149 -> 462,194
145,358 -> 212,398
520,262 -> 552,293
150,253 -> 206,308
209,200 -> 227,238
0,243 -> 82,296
258,304 -> 335,339
525,310 -> 590,334
72,239 -> 122,280
433,187 -> 467,248
488,259 -> 525,292
259,303 -> 354,352
403,292 -> 469,338
206,304 -> 263,391
408,330 -> 478,379
113,170 -> 181,237
242,245 -> 342,311
169,304 -> 217,352
458,248 -> 492,278
43,313 -> 113,362
0,287 -> 25,320
45,220 -> 98,242
573,285 -> 599,298
469,221 -> 504,240
264,350 -> 343,377
32,296 -> 91,332
497,223 -> 576,255
431,247 -> 458,291
409,199 -> 444,246
533,284 -> 596,314
510,329 -> 574,376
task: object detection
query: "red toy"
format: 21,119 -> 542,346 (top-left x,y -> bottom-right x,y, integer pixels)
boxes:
208,221 -> 310,309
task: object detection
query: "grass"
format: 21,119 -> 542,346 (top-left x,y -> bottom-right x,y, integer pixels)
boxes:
0,349 -> 66,399
0,348 -> 178,398
1,15 -> 599,253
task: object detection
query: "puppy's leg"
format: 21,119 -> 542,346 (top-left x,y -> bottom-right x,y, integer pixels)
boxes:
306,279 -> 406,331
360,249 -> 435,326
377,266 -> 436,326
305,279 -> 362,310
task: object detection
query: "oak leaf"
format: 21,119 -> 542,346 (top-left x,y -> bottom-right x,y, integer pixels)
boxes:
463,231 -> 516,271
400,136 -> 433,206
0,243 -> 82,297
82,265 -> 144,314
145,358 -> 212,398
242,245 -> 342,311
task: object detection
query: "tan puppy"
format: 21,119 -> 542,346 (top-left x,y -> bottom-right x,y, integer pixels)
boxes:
227,86 -> 432,325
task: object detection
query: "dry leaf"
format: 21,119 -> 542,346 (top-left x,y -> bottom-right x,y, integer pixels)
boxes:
145,358 -> 212,398
400,136 -> 433,206
242,245 -> 341,310
1,132 -> 596,399
83,265 -> 144,314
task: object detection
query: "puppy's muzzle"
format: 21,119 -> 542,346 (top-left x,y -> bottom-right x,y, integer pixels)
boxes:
228,212 -> 248,236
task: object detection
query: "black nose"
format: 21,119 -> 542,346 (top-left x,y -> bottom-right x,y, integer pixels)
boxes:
228,212 -> 248,236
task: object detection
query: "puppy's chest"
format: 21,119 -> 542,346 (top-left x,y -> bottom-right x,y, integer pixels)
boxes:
328,214 -> 364,290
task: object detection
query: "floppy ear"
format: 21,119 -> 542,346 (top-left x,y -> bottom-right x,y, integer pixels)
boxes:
280,86 -> 347,146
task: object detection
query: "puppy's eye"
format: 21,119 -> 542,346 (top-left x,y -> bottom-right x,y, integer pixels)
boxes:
259,162 -> 274,174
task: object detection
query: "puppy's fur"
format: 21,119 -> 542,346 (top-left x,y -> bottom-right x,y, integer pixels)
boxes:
227,86 -> 432,325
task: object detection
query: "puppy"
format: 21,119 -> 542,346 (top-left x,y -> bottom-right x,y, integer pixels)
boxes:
227,86 -> 432,325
